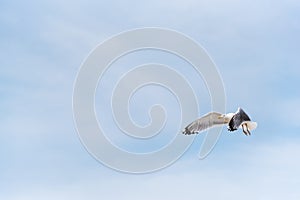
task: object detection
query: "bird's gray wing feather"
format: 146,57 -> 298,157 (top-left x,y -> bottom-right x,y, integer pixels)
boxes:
183,112 -> 226,135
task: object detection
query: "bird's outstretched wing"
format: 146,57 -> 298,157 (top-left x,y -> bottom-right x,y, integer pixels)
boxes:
182,112 -> 227,135
228,108 -> 251,131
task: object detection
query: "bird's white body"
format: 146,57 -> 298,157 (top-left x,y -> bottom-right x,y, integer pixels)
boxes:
223,113 -> 235,122
241,121 -> 257,131
183,108 -> 257,136
222,112 -> 257,131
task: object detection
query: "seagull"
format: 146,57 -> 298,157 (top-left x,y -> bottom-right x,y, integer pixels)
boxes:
182,108 -> 257,136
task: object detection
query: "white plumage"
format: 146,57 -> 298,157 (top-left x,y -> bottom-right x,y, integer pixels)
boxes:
182,108 -> 257,136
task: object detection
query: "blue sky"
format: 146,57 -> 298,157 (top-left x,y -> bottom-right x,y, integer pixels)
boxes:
1,0 -> 300,199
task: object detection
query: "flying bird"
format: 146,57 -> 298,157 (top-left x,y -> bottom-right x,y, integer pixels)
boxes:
182,108 -> 257,136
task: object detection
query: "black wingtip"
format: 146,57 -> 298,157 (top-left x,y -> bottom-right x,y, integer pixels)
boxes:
182,128 -> 190,135
182,128 -> 198,135
227,126 -> 237,132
